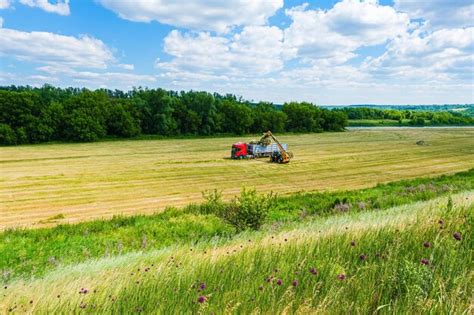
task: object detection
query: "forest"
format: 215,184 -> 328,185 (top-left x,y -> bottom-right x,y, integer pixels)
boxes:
1,85 -> 472,145
0,85 -> 347,145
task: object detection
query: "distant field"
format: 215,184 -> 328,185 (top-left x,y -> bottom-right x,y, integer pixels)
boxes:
1,128 -> 474,229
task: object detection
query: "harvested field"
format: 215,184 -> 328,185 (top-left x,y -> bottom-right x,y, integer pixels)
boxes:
1,128 -> 473,229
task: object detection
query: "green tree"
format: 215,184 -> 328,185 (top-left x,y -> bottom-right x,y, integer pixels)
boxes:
251,102 -> 287,133
62,91 -> 109,142
218,100 -> 253,134
107,100 -> 141,137
0,123 -> 17,145
283,102 -> 323,132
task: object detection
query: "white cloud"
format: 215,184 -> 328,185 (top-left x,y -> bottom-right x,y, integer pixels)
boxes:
31,65 -> 156,89
69,71 -> 156,88
0,28 -> 114,68
284,0 -> 410,65
152,0 -> 473,104
19,0 -> 70,15
118,63 -> 134,70
365,27 -> 474,83
0,0 -> 10,9
99,0 -> 283,33
156,26 -> 294,83
395,0 -> 474,28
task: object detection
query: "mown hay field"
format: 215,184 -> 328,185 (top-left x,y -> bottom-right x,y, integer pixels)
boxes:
1,128 -> 473,229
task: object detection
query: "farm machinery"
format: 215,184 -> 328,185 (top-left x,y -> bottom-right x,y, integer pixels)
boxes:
230,131 -> 293,163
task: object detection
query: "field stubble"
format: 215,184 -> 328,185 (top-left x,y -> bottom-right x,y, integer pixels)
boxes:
1,128 -> 473,229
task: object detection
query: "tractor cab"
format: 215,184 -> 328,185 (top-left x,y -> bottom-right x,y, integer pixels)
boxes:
231,142 -> 247,159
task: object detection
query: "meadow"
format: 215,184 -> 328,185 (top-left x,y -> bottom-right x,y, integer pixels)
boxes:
1,193 -> 472,313
2,169 -> 472,281
2,128 -> 474,229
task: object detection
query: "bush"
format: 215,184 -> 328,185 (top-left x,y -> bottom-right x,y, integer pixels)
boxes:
223,188 -> 275,231
201,189 -> 226,215
0,123 -> 16,145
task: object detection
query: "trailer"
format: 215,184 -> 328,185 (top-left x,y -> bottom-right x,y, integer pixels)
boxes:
248,143 -> 288,158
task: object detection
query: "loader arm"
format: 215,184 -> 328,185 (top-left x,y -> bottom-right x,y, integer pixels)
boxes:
261,131 -> 291,163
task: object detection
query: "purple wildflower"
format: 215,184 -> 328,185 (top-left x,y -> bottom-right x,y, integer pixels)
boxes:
423,241 -> 431,248
453,232 -> 462,241
359,254 -> 367,261
199,283 -> 206,290
421,258 -> 429,265
309,267 -> 318,275
337,274 -> 346,280
292,280 -> 299,287
276,279 -> 283,286
197,296 -> 206,304
350,240 -> 356,247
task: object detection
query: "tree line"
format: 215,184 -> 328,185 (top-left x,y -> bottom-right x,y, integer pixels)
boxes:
0,85 -> 347,145
340,107 -> 474,126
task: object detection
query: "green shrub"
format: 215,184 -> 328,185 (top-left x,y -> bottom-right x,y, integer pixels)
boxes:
200,189 -> 226,215
223,188 -> 275,231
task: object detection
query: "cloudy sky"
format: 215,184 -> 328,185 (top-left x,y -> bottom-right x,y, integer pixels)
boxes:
0,0 -> 473,104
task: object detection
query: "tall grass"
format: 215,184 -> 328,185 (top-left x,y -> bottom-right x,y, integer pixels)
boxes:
2,193 -> 472,314
1,170 -> 472,281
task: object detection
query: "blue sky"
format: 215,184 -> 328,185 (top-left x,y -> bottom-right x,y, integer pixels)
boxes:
0,0 -> 473,104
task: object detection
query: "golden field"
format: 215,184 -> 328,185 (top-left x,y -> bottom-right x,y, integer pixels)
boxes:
1,128 -> 473,229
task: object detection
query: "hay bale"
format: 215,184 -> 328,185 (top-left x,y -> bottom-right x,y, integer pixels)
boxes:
258,137 -> 272,146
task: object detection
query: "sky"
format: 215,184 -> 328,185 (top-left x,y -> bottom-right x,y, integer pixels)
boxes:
0,0 -> 473,105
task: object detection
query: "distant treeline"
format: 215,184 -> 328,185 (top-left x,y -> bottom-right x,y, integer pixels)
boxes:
340,107 -> 474,126
0,85 -> 347,145
326,104 -> 474,112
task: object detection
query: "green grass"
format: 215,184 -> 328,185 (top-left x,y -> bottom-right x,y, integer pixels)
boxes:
348,119 -> 474,127
1,169 -> 472,282
348,119 -> 405,126
2,193 -> 472,313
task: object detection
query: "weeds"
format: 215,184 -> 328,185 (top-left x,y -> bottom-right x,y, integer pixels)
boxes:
2,194 -> 471,314
0,169 -> 472,281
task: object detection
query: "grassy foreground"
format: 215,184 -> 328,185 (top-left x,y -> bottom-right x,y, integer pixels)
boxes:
1,193 -> 472,314
2,128 -> 474,229
1,169 -> 472,281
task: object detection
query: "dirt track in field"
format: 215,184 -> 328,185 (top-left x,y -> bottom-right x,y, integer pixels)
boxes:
1,128 -> 473,229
